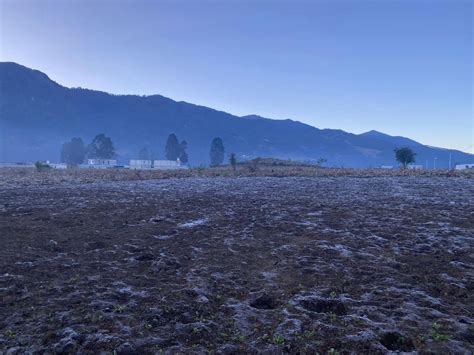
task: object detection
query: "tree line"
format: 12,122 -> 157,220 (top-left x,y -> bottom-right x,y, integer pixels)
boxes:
61,134 -> 418,169
60,133 -> 234,167
60,134 -> 115,166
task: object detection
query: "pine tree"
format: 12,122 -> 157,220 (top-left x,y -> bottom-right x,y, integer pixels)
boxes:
165,133 -> 181,160
210,137 -> 225,166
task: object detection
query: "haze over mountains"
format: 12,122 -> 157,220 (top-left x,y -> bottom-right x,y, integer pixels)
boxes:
0,62 -> 472,167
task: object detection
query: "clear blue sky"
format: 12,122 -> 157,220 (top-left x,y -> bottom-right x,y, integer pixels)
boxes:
1,0 -> 472,153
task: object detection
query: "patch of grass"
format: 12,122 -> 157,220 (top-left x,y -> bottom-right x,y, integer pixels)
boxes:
232,334 -> 246,343
431,322 -> 450,342
327,348 -> 339,355
432,333 -> 450,341
272,334 -> 285,345
5,329 -> 16,339
303,329 -> 316,338
113,304 -> 127,313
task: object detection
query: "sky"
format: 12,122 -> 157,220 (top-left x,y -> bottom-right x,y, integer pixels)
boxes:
0,0 -> 472,153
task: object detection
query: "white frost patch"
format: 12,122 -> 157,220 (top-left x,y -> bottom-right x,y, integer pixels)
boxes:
334,244 -> 353,257
317,243 -> 353,258
295,220 -> 318,228
224,238 -> 238,253
261,271 -> 277,280
152,234 -> 174,240
178,218 -> 207,228
114,282 -> 148,298
226,299 -> 257,336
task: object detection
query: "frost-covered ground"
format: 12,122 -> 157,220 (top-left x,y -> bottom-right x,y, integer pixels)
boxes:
1,176 -> 473,353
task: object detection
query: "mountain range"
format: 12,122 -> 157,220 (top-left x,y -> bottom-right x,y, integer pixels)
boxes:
0,62 -> 472,167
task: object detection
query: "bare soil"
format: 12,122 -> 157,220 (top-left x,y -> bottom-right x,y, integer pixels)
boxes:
0,173 -> 473,354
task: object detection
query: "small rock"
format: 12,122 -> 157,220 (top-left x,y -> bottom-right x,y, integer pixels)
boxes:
49,239 -> 59,252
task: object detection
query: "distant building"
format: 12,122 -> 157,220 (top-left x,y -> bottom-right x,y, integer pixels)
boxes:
127,158 -> 186,170
407,165 -> 423,170
130,159 -> 153,169
86,159 -> 117,169
153,159 -> 185,170
455,163 -> 474,170
49,163 -> 67,169
380,165 -> 394,169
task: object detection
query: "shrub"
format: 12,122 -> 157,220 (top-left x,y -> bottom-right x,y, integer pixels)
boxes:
35,161 -> 51,171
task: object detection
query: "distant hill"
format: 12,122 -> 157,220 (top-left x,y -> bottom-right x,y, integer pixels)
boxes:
1,62 -> 472,167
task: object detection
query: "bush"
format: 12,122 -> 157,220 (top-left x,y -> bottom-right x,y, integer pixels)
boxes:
35,161 -> 51,172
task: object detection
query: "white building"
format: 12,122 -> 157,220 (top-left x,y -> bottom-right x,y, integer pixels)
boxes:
130,159 -> 153,169
127,158 -> 186,170
455,163 -> 474,170
86,159 -> 117,169
380,165 -> 394,169
49,163 -> 68,169
153,159 -> 185,170
407,165 -> 423,170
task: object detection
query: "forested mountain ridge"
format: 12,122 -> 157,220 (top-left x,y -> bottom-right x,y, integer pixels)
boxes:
1,62 -> 472,167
